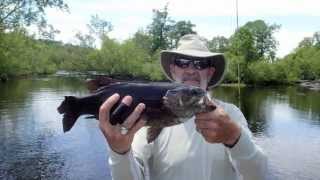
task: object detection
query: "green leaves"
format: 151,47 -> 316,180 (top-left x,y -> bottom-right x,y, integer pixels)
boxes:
147,5 -> 196,53
229,20 -> 280,62
0,2 -> 318,86
0,0 -> 68,30
0,28 -> 58,76
230,27 -> 258,62
207,36 -> 229,53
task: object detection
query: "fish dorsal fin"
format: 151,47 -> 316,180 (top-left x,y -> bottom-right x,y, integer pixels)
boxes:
147,127 -> 163,143
86,76 -> 124,92
93,82 -> 124,93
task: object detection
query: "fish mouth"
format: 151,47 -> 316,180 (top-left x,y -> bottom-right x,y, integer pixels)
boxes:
163,89 -> 206,118
163,87 -> 205,106
182,73 -> 200,82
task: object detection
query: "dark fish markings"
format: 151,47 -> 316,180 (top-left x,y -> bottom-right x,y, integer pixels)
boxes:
57,82 -> 215,143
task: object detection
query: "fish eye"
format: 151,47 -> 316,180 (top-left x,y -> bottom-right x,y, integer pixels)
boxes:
168,89 -> 178,94
191,89 -> 199,95
190,88 -> 203,96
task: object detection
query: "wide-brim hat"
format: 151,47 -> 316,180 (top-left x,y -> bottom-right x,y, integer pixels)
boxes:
160,34 -> 226,89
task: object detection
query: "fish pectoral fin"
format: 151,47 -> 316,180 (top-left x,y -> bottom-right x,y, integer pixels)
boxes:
147,127 -> 163,144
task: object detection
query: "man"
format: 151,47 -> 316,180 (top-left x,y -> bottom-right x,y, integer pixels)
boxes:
99,34 -> 267,180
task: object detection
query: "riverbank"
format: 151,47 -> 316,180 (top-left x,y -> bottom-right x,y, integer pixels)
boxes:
2,73 -> 320,92
220,83 -> 246,87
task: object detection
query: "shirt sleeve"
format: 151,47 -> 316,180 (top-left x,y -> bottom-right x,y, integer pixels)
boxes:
108,127 -> 153,180
225,104 -> 268,180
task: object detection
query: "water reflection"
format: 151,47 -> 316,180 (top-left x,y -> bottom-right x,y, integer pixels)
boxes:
0,77 -> 110,179
214,85 -> 320,179
1,78 -> 320,180
213,86 -> 320,135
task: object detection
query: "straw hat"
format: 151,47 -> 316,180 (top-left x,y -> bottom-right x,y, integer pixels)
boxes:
160,34 -> 226,89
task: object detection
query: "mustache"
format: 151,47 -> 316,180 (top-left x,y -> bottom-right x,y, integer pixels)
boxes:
182,73 -> 200,82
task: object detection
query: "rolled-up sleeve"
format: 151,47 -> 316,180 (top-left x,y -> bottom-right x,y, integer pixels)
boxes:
108,127 -> 153,180
224,103 -> 268,180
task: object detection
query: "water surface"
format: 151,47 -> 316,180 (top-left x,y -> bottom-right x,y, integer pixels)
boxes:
0,77 -> 319,179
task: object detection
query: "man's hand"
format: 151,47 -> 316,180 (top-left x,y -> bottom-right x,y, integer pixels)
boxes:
195,101 -> 241,147
99,94 -> 146,154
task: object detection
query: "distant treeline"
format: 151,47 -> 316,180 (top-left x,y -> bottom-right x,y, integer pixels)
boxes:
0,2 -> 319,84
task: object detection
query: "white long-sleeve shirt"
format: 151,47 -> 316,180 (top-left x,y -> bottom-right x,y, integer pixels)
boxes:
108,99 -> 268,180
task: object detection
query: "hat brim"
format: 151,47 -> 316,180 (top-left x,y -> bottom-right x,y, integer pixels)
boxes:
160,50 -> 226,89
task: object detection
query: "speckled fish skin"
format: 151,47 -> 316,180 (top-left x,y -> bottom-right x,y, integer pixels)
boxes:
57,82 -> 215,143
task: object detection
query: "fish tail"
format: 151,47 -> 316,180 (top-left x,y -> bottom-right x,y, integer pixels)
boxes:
57,96 -> 81,132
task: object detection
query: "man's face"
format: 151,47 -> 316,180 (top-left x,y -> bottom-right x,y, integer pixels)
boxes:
169,58 -> 215,90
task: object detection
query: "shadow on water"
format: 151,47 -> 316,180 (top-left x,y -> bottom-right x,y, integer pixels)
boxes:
1,77 -> 320,179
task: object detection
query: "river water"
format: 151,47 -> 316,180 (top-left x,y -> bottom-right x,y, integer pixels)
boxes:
0,77 -> 319,180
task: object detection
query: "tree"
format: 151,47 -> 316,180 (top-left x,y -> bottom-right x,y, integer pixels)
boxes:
298,37 -> 314,48
229,27 -> 258,62
207,36 -> 229,53
74,15 -> 112,48
131,29 -> 153,54
167,20 -> 196,48
0,0 -> 68,30
228,20 -> 279,62
147,5 -> 197,53
242,20 -> 280,60
148,4 -> 174,53
297,31 -> 320,49
313,31 -> 320,48
75,32 -> 95,48
37,22 -> 60,40
87,14 -> 113,40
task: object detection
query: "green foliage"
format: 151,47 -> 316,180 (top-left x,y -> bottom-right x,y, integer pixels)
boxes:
131,29 -> 153,54
84,36 -> 164,80
87,14 -> 113,39
206,20 -> 281,85
229,20 -> 279,63
75,32 -> 96,48
57,44 -> 93,71
0,0 -> 68,30
148,4 -> 173,52
241,42 -> 320,85
0,29 -> 58,76
73,15 -> 113,49
147,5 -> 196,53
246,61 -> 289,85
283,45 -> 320,80
207,36 -> 229,53
223,52 -> 245,83
313,32 -> 320,48
229,27 -> 258,62
167,20 -> 196,48
243,20 -> 280,60
0,2 -> 318,86
0,0 -> 68,77
298,37 -> 314,48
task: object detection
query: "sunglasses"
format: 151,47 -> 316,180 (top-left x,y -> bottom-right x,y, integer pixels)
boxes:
174,58 -> 211,70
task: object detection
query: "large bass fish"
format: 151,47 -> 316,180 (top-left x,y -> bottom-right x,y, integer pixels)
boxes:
57,81 -> 215,143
